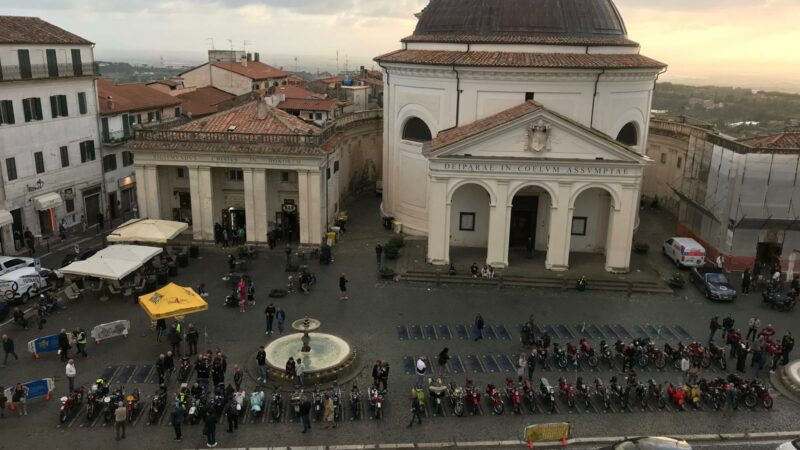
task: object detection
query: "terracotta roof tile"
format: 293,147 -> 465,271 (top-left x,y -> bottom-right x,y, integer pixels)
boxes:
212,61 -> 288,81
275,85 -> 324,99
176,100 -> 319,135
278,98 -> 336,112
176,87 -> 236,117
376,49 -> 665,70
432,101 -> 542,150
98,79 -> 182,115
739,130 -> 800,149
0,16 -> 93,45
402,33 -> 637,46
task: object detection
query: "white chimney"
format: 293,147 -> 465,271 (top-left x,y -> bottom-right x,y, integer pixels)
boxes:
106,95 -> 114,110
240,55 -> 247,67
257,98 -> 269,119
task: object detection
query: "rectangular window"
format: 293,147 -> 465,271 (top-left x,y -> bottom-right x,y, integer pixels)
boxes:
525,92 -> 534,101
17,50 -> 31,79
22,97 -> 43,122
78,92 -> 87,114
148,111 -> 156,122
122,151 -> 134,167
308,113 -> 313,119
34,151 -> 45,174
79,140 -> 96,162
571,217 -> 587,236
101,117 -> 110,142
156,110 -> 162,121
660,153 -> 667,164
174,107 -> 181,117
71,49 -> 83,76
46,49 -> 58,77
281,171 -> 289,182
326,168 -> 331,180
333,161 -> 339,173
0,100 -> 15,125
60,146 -> 70,167
103,154 -> 117,173
459,212 -> 475,231
64,188 -> 75,213
50,95 -> 68,118
122,114 -> 131,137
677,157 -> 683,169
228,170 -> 244,181
315,112 -> 322,120
5,157 -> 17,181
176,167 -> 185,178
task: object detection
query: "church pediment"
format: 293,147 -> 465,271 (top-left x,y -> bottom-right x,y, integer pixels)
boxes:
427,102 -> 647,164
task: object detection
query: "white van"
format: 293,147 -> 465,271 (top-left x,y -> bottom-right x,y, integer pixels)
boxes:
0,267 -> 63,304
0,256 -> 34,276
662,237 -> 706,268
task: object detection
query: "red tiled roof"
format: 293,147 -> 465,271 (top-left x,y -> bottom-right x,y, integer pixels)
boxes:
275,85 -> 324,100
176,87 -> 236,117
317,76 -> 341,84
98,79 -> 182,115
212,61 -> 289,81
402,33 -> 637,46
432,101 -> 542,150
739,129 -> 800,149
0,16 -> 93,45
277,98 -> 336,112
176,100 -> 320,135
375,49 -> 666,70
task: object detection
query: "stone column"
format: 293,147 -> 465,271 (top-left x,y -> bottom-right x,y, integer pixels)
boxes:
137,165 -> 162,220
134,164 -> 149,218
605,186 -> 637,273
545,182 -> 573,271
0,226 -> 14,255
297,170 -> 310,244
426,178 -> 449,265
306,170 -> 322,245
243,168 -> 256,243
253,169 -> 268,243
189,166 -> 214,241
486,181 -> 509,268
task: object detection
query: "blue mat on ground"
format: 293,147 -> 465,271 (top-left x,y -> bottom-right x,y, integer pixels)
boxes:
402,356 -> 415,375
99,366 -> 118,383
557,324 -> 574,340
450,356 -> 465,375
424,325 -> 437,340
397,326 -> 409,340
495,325 -> 511,340
603,325 -> 620,340
674,325 -> 693,340
409,325 -> 423,340
455,324 -> 469,340
576,324 -> 592,339
645,325 -> 661,340
498,354 -> 516,372
132,365 -> 152,384
633,325 -> 649,340
589,324 -> 604,340
544,324 -> 559,338
465,355 -> 483,373
113,365 -> 136,384
483,326 -> 497,340
482,355 -> 500,373
661,327 -> 679,341
438,325 -> 451,340
614,325 -> 633,340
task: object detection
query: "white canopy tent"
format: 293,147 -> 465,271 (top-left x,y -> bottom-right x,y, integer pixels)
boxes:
93,244 -> 163,264
60,257 -> 142,281
107,219 -> 188,244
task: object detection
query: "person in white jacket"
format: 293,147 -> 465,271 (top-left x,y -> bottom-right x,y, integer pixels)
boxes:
65,359 -> 76,393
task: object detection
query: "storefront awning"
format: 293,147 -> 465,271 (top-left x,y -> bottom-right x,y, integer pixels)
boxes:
0,210 -> 12,227
33,192 -> 63,211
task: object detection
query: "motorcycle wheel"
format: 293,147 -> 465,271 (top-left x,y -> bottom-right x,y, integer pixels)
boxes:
493,401 -> 504,415
700,357 -> 710,369
588,355 -> 598,368
557,357 -> 567,369
719,358 -> 727,370
454,402 -> 464,417
655,355 -> 666,369
673,359 -> 682,370
762,397 -> 773,409
713,399 -> 720,411
59,410 -> 68,424
657,396 -> 666,410
567,397 -> 575,409
638,356 -> 648,368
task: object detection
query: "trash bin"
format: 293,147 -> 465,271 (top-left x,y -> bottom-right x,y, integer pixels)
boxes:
189,245 -> 199,258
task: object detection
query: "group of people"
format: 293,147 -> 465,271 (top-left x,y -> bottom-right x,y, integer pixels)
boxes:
468,262 -> 495,279
710,315 -> 794,377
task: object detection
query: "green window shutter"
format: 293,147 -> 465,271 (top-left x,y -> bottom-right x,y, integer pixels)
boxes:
58,95 -> 68,116
101,118 -> 110,142
50,96 -> 58,118
71,49 -> 83,76
17,50 -> 31,79
46,49 -> 58,77
22,99 -> 32,122
122,114 -> 131,137
4,101 -> 15,124
34,98 -> 43,120
78,92 -> 87,114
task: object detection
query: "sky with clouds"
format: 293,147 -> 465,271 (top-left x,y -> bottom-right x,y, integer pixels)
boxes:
3,0 -> 799,90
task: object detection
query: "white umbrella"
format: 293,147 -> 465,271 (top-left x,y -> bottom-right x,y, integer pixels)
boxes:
60,257 -> 141,281
93,244 -> 163,264
107,219 -> 188,244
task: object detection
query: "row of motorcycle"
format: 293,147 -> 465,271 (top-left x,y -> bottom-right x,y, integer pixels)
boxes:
525,336 -> 728,371
58,379 -> 141,425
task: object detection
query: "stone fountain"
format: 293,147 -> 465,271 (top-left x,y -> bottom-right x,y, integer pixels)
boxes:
264,314 -> 355,382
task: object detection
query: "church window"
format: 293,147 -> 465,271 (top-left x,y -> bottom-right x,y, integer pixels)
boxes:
616,122 -> 639,146
402,117 -> 432,142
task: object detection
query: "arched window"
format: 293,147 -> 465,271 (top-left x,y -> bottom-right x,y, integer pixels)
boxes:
402,117 -> 432,142
616,122 -> 638,146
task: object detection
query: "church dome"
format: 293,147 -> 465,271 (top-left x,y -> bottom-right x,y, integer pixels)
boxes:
406,0 -> 633,46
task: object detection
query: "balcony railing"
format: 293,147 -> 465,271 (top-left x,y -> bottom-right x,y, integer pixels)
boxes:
0,62 -> 99,81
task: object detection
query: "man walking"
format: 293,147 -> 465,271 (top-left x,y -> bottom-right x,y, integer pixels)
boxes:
747,317 -> 761,341
414,356 -> 426,389
74,328 -> 88,357
58,328 -> 70,361
114,402 -> 127,440
256,346 -> 268,382
526,350 -> 536,381
296,358 -> 305,389
186,324 -> 199,355
708,316 -> 721,343
782,332 -> 794,365
276,307 -> 286,334
164,351 -> 175,383
264,303 -> 276,335
474,313 -> 485,341
170,403 -> 184,442
407,393 -> 422,428
169,323 -> 182,357
2,335 -> 18,366
300,395 -> 312,433
156,354 -> 167,385
66,359 -> 76,393
339,273 -> 348,300
379,362 -> 390,391
742,268 -> 752,294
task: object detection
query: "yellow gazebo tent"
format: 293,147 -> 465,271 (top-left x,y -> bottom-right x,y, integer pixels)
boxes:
138,283 -> 208,321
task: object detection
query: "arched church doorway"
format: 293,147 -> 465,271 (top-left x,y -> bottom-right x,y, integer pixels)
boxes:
448,183 -> 491,267
567,187 -> 614,268
508,185 -> 552,263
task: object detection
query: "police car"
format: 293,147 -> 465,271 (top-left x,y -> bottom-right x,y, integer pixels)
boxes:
0,267 -> 64,304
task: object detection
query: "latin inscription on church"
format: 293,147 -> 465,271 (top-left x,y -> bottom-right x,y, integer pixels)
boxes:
148,153 -> 311,167
438,162 -> 631,176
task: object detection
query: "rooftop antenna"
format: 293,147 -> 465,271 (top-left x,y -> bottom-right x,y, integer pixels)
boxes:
226,39 -> 233,51
205,37 -> 215,50
294,56 -> 299,73
344,55 -> 349,76
336,50 -> 339,75
243,40 -> 252,54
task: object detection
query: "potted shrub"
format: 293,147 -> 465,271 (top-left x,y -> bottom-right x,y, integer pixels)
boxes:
379,266 -> 396,279
388,233 -> 405,248
633,242 -> 650,254
668,272 -> 685,289
383,242 -> 400,260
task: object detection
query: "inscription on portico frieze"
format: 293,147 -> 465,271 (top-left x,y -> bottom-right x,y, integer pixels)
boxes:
147,153 -> 312,167
434,161 -> 635,176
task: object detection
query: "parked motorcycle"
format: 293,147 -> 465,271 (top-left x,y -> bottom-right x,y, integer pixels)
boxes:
579,338 -> 599,368
330,382 -> 342,422
686,341 -> 711,368
350,384 -> 361,419
59,386 -> 85,424
539,377 -> 556,413
599,340 -> 615,369
146,385 -> 168,425
521,379 -> 536,413
646,379 -> 666,410
575,377 -> 591,410
503,378 -> 521,414
485,383 -> 504,415
750,379 -> 773,409
290,388 -> 303,419
428,378 -> 448,416
762,287 -> 797,311
640,340 -> 666,369
368,385 -> 385,419
664,342 -> 685,370
666,382 -> 686,410
558,377 -> 576,409
448,381 -> 465,417
126,387 -> 141,423
103,387 -> 125,424
609,376 -> 627,410
535,340 -> 550,370
250,387 -> 264,418
464,379 -> 480,415
270,386 -> 283,421
178,357 -> 192,383
312,383 -> 323,421
594,378 -> 611,411
708,343 -> 727,370
552,343 -> 568,369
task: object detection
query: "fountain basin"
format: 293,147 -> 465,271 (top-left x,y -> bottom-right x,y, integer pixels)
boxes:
264,332 -> 354,377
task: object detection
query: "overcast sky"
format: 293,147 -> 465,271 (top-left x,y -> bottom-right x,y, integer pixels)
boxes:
4,0 -> 799,90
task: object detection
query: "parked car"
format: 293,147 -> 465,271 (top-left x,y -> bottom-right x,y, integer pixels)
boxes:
601,436 -> 692,450
61,248 -> 100,268
776,439 -> 800,450
662,237 -> 706,268
0,256 -> 35,276
0,267 -> 64,304
690,266 -> 737,302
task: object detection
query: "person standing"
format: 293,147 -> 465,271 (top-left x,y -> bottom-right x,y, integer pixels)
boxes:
114,402 -> 126,440
2,335 -> 19,366
300,395 -> 312,433
516,354 -> 527,382
276,307 -> 286,334
225,401 -> 238,433
170,403 -> 184,442
680,355 -> 691,383
96,212 -> 104,232
285,357 -> 296,381
296,358 -> 305,389
747,317 -> 761,342
264,303 -> 276,335
721,315 -> 734,341
65,359 -> 76,393
58,328 -> 70,361
379,362 -> 390,391
407,394 -> 422,428
526,350 -> 536,381
256,346 -> 268,382
474,313 -> 485,341
742,268 -> 752,294
164,351 -> 175,383
247,279 -> 256,306
74,328 -> 88,357
323,393 -> 335,428
156,354 -> 167,385
169,323 -> 182,357
12,383 -> 28,416
196,355 -> 210,393
211,357 -> 224,387
222,229 -> 229,248
0,385 -> 6,418
236,277 -> 246,313
339,273 -> 348,300
736,340 -> 750,373
414,356 -> 426,389
708,316 -> 721,343
24,227 -> 35,256
233,364 -> 243,391
782,332 -> 795,365
375,244 -> 383,267
204,410 -> 218,447
372,360 -> 383,387
156,319 -> 167,343
437,348 -> 450,375
186,324 -> 199,356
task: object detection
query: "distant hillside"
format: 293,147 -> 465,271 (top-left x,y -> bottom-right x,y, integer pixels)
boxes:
653,82 -> 800,139
97,61 -> 189,84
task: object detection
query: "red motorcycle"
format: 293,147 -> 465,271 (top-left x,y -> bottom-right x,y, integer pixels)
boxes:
750,379 -> 773,409
521,379 -> 536,413
59,386 -> 85,424
504,378 -> 521,414
558,377 -> 576,408
485,383 -> 504,415
464,379 -> 480,415
686,342 -> 710,368
579,338 -> 599,368
666,382 -> 686,410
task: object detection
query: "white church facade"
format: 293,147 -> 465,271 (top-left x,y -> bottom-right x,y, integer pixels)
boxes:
376,0 -> 667,272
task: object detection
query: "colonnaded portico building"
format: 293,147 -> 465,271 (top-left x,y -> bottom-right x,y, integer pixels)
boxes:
376,0 -> 667,272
